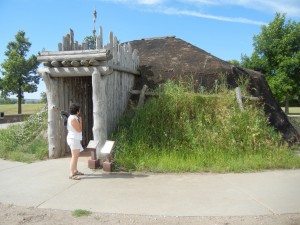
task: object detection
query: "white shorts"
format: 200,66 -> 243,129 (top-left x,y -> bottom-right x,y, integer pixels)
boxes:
67,138 -> 84,152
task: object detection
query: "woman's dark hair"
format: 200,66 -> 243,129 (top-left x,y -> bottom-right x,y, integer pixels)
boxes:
69,103 -> 80,115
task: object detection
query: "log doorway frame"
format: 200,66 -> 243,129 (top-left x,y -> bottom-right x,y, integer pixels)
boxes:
63,76 -> 93,148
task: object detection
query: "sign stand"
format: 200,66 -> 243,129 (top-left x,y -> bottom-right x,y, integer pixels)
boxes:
86,140 -> 100,169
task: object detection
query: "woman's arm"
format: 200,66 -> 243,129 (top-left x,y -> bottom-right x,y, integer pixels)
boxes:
71,116 -> 82,132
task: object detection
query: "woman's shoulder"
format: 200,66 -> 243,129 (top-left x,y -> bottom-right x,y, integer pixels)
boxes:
68,114 -> 77,121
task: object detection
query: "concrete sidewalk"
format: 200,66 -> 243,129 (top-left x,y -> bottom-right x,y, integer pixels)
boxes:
0,156 -> 299,217
0,122 -> 23,129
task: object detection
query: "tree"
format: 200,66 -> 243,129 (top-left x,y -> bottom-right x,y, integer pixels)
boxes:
241,13 -> 300,113
40,91 -> 47,104
0,30 -> 40,114
84,35 -> 120,50
0,98 -> 17,104
84,35 -> 96,49
227,59 -> 240,66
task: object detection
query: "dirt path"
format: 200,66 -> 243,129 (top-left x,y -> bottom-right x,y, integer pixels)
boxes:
1,203 -> 299,225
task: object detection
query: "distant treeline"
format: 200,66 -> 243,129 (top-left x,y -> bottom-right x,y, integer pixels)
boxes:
0,98 -> 41,104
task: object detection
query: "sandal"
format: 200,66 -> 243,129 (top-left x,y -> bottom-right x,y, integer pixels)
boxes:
75,171 -> 84,175
69,175 -> 81,180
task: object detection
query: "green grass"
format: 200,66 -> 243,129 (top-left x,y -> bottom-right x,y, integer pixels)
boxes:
289,107 -> 300,114
281,107 -> 300,115
72,209 -> 92,217
0,110 -> 48,162
0,104 -> 45,115
112,80 -> 300,173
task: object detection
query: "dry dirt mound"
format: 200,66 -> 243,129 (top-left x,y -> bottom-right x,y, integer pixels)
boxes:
128,36 -> 299,143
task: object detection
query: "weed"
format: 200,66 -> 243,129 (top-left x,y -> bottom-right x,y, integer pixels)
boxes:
72,209 -> 92,217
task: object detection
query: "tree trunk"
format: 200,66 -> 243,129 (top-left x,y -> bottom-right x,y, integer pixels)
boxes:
18,97 -> 22,114
285,99 -> 289,114
17,88 -> 22,114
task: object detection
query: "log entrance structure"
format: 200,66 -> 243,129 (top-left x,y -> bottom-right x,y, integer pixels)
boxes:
37,28 -> 140,158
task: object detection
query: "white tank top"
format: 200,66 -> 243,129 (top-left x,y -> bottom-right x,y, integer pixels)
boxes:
67,115 -> 82,140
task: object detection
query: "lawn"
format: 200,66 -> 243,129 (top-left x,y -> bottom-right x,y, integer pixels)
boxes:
282,107 -> 300,115
0,104 -> 45,115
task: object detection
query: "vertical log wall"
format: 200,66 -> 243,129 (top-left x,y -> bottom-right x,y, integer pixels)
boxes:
104,32 -> 138,135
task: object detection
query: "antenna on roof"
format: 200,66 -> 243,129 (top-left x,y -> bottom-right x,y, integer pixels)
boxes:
92,8 -> 97,49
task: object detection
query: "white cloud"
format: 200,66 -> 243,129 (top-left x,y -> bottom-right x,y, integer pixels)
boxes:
180,0 -> 300,17
137,0 -> 165,5
95,0 -> 300,25
178,0 -> 219,6
99,0 -> 165,5
233,0 -> 300,16
158,6 -> 267,25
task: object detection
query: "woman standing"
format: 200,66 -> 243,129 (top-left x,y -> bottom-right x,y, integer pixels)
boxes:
67,103 -> 84,180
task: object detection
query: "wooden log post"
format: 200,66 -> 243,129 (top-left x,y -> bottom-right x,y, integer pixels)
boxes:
58,43 -> 62,51
138,85 -> 148,108
96,26 -> 103,49
235,87 -> 245,111
41,72 -> 62,158
62,36 -> 67,51
70,29 -> 74,50
92,69 -> 108,157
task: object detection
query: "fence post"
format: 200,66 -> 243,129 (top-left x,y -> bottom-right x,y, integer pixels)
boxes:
235,87 -> 244,111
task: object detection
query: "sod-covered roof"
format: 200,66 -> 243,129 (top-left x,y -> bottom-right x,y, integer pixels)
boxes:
128,36 -> 299,143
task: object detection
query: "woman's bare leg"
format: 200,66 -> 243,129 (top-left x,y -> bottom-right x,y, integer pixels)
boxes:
70,150 -> 80,177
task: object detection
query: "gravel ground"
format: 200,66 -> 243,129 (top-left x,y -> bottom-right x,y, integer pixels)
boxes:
1,203 -> 300,225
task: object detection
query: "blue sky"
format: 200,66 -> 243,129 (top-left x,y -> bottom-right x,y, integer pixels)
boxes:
1,0 -> 300,99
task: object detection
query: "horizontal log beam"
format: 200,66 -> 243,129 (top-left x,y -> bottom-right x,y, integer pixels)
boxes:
130,90 -> 158,96
38,66 -> 113,77
111,65 -> 140,76
242,96 -> 260,101
40,49 -> 108,56
37,50 -> 112,62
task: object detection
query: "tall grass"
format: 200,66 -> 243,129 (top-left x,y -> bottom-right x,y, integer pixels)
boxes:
113,80 -> 300,173
0,109 -> 48,162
